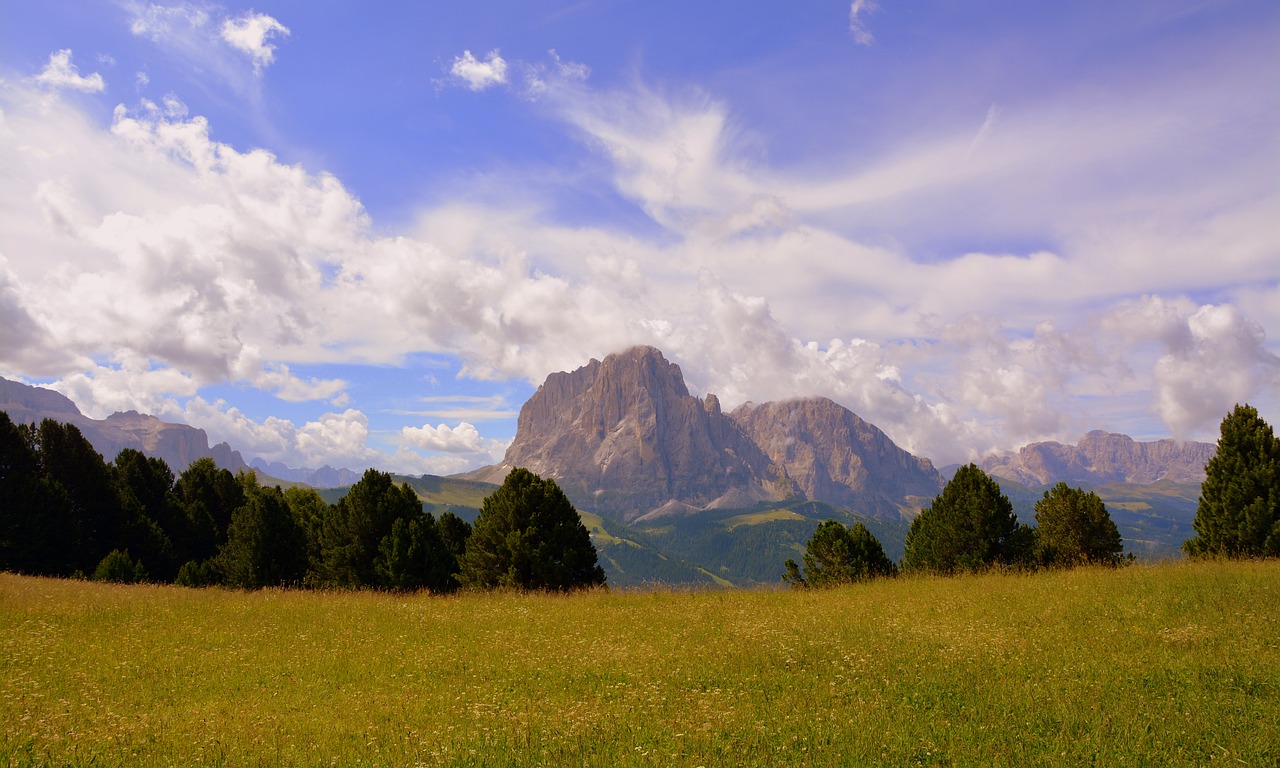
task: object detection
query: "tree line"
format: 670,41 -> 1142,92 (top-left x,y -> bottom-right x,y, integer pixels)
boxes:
785,403 -> 1280,588
6,402 -> 1276,593
0,412 -> 604,592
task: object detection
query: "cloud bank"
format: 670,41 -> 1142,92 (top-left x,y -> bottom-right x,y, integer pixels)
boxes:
1,21 -> 1277,473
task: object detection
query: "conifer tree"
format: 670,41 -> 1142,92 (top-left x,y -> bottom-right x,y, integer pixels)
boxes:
1185,404 -> 1280,557
784,519 -> 895,588
1034,482 -> 1124,566
458,468 -> 604,591
219,479 -> 308,589
320,469 -> 429,588
902,464 -> 1027,574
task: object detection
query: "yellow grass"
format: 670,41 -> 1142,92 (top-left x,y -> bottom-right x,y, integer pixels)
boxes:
2,560 -> 1277,766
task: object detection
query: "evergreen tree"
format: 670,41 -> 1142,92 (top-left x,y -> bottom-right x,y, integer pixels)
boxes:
373,514 -> 456,592
1035,482 -> 1124,566
92,549 -> 148,584
783,519 -> 895,588
174,458 -> 245,562
283,486 -> 330,584
902,464 -> 1026,574
111,449 -> 183,580
0,412 -> 74,575
437,511 -> 472,564
32,419 -> 122,573
458,468 -> 604,591
219,479 -> 308,589
1185,404 -> 1280,557
319,469 -> 423,587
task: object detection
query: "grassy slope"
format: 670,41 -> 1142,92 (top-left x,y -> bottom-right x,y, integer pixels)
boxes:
311,473 -> 1198,586
4,561 -> 1277,767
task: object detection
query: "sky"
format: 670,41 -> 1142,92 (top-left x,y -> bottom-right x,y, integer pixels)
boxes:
1,0 -> 1278,476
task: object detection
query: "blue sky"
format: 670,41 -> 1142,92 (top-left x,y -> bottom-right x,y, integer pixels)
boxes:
1,0 -> 1277,474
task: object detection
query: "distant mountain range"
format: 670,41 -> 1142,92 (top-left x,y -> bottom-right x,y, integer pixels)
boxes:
971,430 -> 1215,486
0,377 -> 350,486
466,346 -> 1217,523
248,459 -> 361,488
4,351 -> 1217,579
1,377 -> 249,474
465,346 -> 941,522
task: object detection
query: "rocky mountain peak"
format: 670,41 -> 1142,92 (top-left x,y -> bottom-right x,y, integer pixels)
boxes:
729,397 -> 942,515
470,349 -> 940,522
471,346 -> 769,519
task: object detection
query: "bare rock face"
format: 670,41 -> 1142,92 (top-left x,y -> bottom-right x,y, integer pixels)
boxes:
1,377 -> 248,474
979,430 -> 1215,486
472,347 -> 939,521
473,346 -> 771,519
730,397 -> 943,517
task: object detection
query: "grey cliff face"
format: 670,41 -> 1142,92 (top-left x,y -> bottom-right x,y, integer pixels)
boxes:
978,430 -> 1215,486
729,397 -> 942,515
1,378 -> 248,473
476,347 -> 940,521
476,346 -> 771,519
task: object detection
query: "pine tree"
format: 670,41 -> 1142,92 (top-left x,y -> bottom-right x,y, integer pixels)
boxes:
319,469 -> 427,588
174,458 -> 245,562
783,519 -> 895,588
458,468 -> 604,591
373,514 -> 457,592
219,480 -> 308,589
1034,482 -> 1124,566
33,419 -> 122,573
1185,404 -> 1280,557
0,413 -> 78,575
902,464 -> 1026,574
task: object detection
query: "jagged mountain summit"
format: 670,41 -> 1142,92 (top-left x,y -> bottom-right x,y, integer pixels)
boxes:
976,430 -> 1216,487
1,377 -> 248,473
467,346 -> 942,521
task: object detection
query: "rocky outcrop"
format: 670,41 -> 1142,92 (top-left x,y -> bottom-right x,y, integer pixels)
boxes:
730,397 -> 942,517
978,430 -> 1215,487
469,346 -> 772,518
1,377 -> 248,474
468,347 -> 940,521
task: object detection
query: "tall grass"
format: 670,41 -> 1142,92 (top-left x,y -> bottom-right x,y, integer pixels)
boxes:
3,560 -> 1277,766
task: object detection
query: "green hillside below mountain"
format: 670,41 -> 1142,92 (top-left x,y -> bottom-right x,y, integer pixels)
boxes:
318,470 -> 1199,586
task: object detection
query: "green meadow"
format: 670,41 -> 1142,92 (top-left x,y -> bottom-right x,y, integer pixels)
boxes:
3,560 -> 1277,767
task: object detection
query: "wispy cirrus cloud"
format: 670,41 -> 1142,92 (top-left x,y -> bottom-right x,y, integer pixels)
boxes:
849,0 -> 879,45
2,5 -> 1277,473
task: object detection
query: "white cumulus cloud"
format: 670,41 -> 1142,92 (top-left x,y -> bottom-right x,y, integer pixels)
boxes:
402,422 -> 489,454
450,49 -> 508,91
220,12 -> 290,73
33,50 -> 105,92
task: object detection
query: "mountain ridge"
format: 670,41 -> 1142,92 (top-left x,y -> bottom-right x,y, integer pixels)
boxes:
974,430 -> 1215,487
1,377 -> 249,474
466,346 -> 944,522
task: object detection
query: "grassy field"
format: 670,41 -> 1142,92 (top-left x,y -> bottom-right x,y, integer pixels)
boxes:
3,561 -> 1277,767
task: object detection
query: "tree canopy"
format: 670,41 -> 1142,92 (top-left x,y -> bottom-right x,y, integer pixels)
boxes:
783,519 -> 895,588
902,464 -> 1031,574
1185,404 -> 1280,558
1034,482 -> 1124,566
458,468 -> 604,591
318,468 -> 459,592
1,413 -> 476,593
